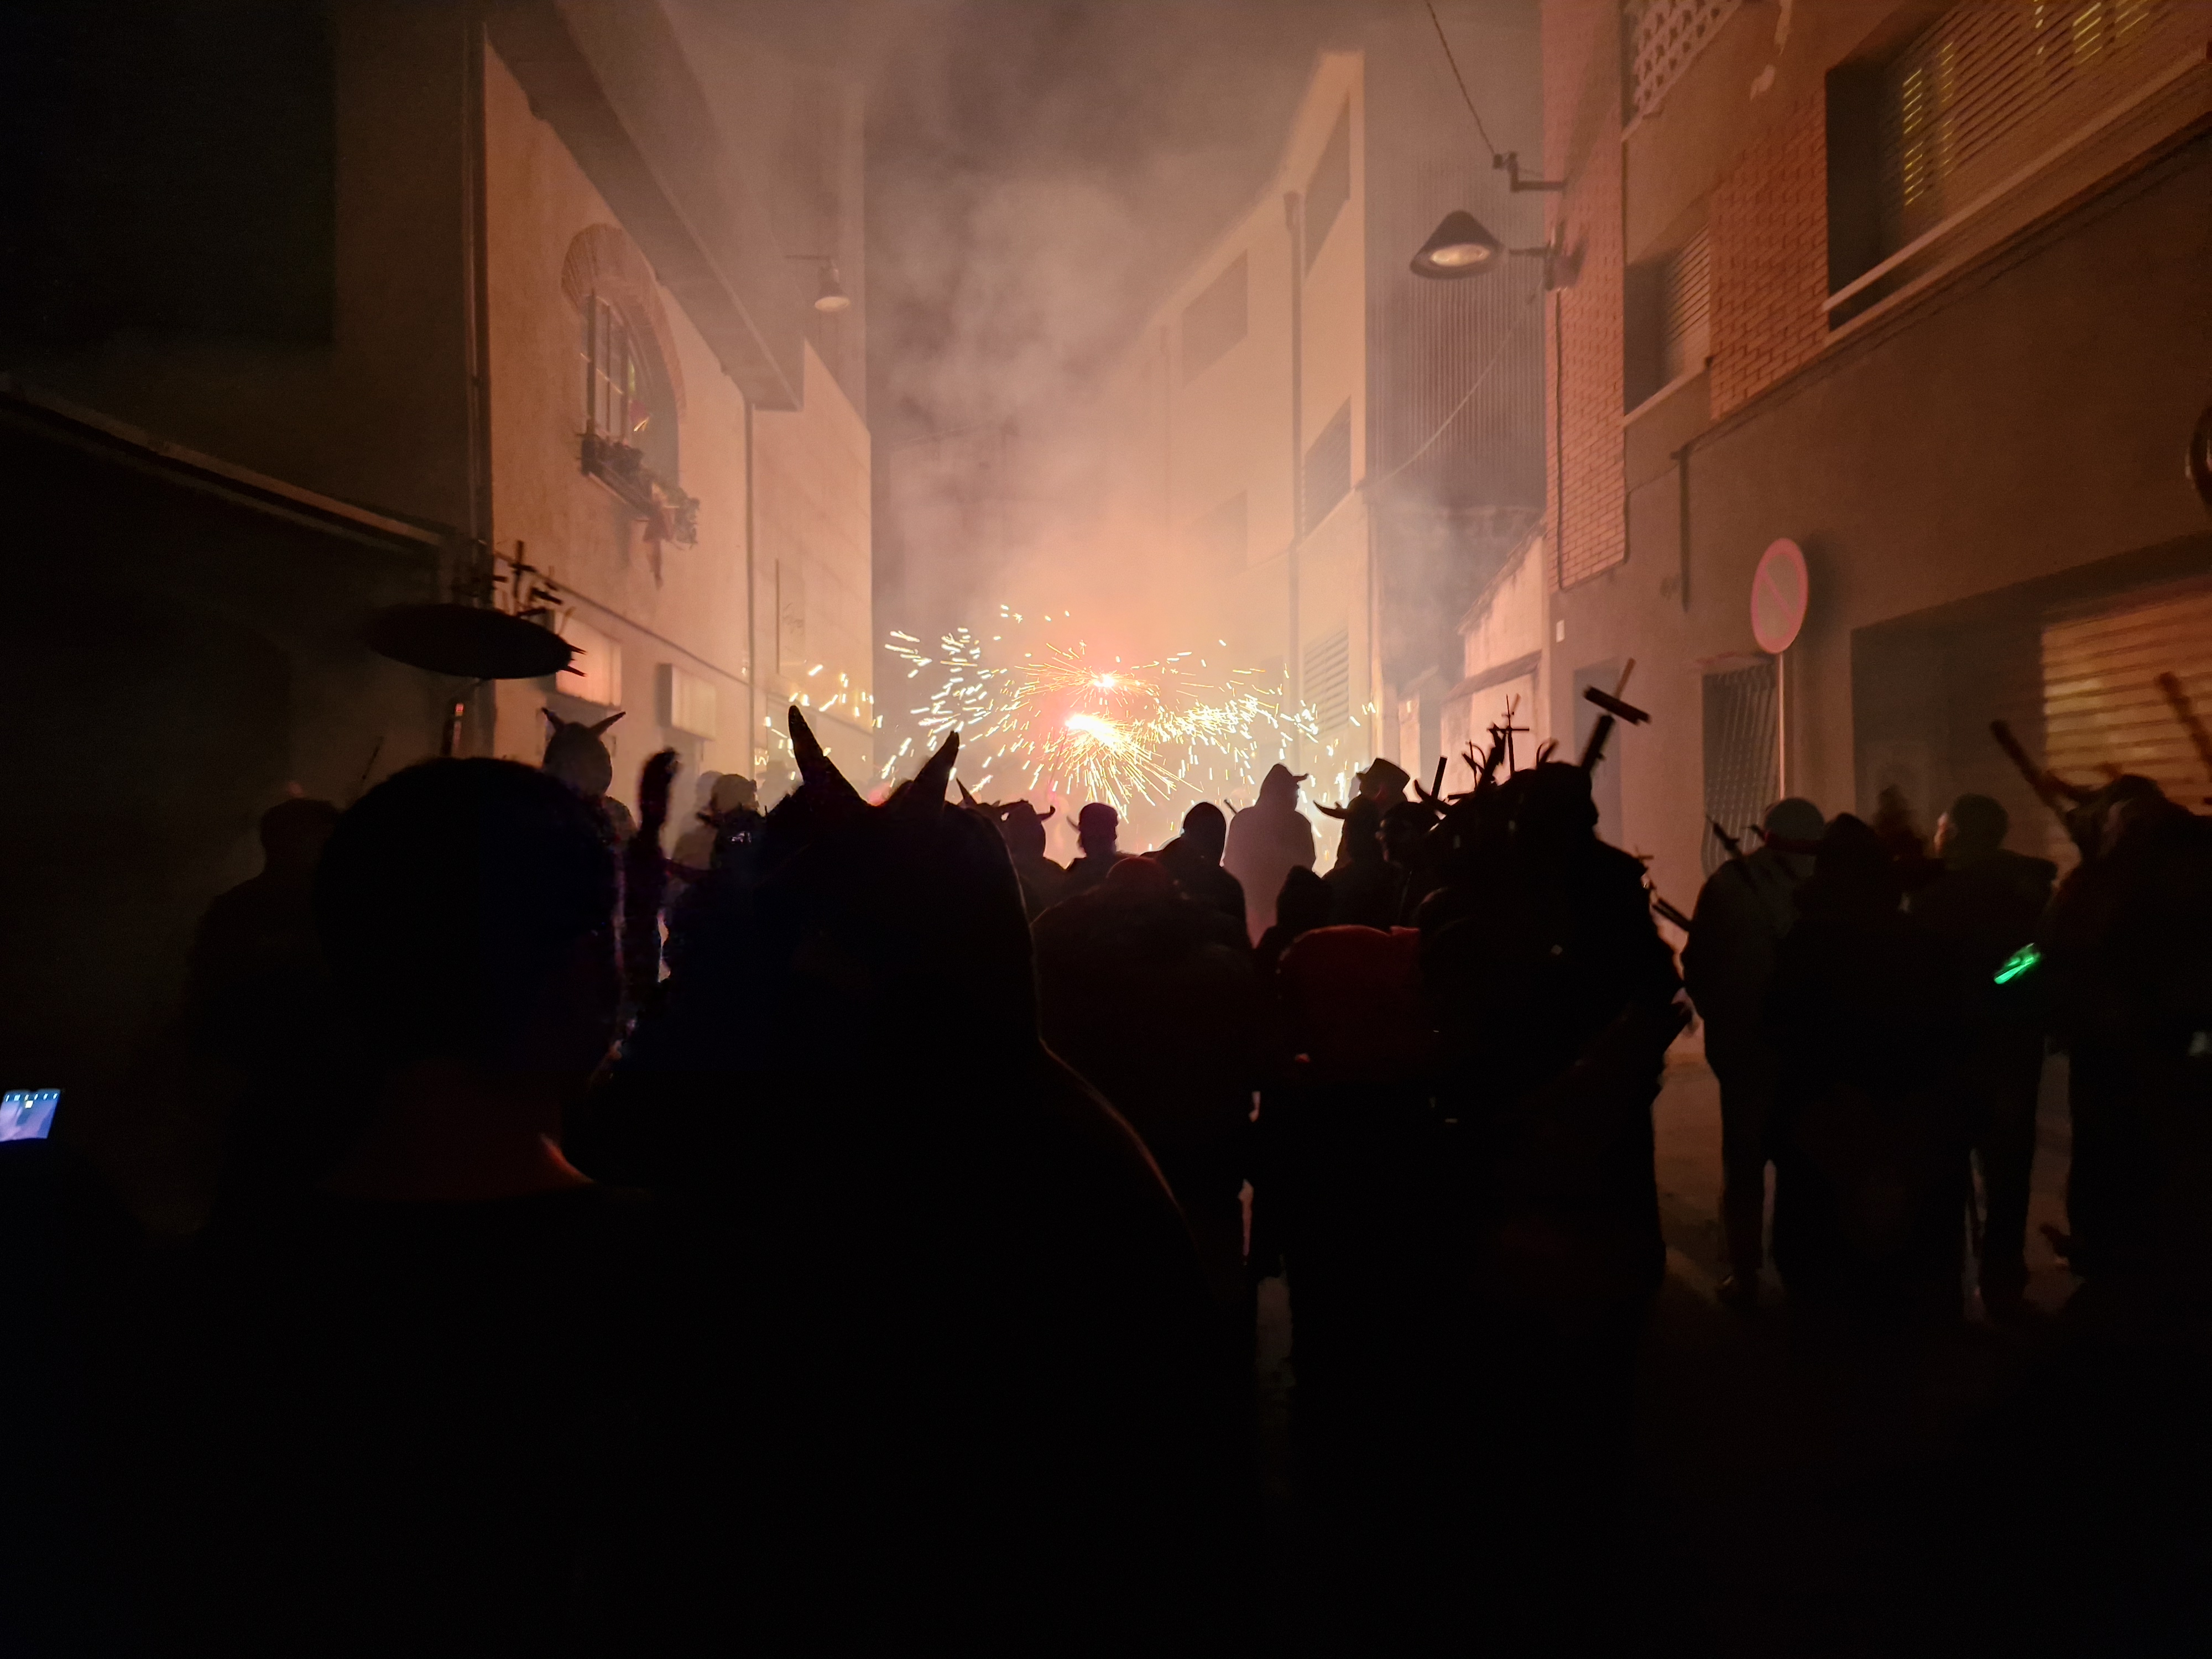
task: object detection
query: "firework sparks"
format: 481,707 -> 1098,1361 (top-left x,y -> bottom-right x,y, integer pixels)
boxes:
881,613 -> 1321,822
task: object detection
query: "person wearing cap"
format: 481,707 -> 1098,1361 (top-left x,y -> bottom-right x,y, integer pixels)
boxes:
670,774 -> 758,886
1683,796 -> 1825,1308
986,799 -> 1067,919
1062,802 -> 1126,898
1223,764 -> 1317,944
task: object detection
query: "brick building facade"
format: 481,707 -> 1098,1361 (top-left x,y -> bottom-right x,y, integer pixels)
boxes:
1506,0 -> 2212,928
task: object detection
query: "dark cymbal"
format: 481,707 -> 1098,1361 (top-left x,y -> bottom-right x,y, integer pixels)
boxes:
363,603 -> 574,680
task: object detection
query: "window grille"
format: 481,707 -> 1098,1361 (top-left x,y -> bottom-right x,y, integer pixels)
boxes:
1879,1 -> 2193,252
1302,400 -> 1353,533
1656,226 -> 1711,386
583,295 -> 641,444
1304,628 -> 1351,735
1626,0 -> 1745,122
1700,659 -> 1778,877
1304,104 -> 1352,270
1181,254 -> 1248,384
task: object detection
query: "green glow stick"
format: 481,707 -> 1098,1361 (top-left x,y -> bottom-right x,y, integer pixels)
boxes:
1994,944 -> 2042,986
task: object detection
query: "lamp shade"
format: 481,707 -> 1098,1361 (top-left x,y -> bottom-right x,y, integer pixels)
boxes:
1410,211 -> 1502,279
813,264 -> 852,313
363,604 -> 575,680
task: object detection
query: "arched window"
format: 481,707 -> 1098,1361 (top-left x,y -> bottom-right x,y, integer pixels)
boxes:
562,226 -> 694,543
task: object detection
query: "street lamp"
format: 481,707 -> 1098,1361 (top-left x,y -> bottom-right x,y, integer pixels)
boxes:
1409,210 -> 1502,277
1409,212 -> 1564,287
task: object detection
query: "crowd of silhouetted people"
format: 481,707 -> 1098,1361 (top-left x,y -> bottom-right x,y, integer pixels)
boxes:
6,703 -> 2212,1654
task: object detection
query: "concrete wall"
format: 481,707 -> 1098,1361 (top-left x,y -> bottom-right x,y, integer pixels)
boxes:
756,344 -> 875,779
1546,1 -> 2212,918
1095,51 -> 1375,790
0,0 -> 481,533
482,36 -> 872,806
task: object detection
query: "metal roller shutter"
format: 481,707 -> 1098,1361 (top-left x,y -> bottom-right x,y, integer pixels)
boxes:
2041,577 -> 2212,859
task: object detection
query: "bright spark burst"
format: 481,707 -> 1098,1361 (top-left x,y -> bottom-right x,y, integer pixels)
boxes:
881,616 -> 1320,816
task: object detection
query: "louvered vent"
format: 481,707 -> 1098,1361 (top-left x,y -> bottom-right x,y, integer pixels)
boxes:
1657,226 -> 1712,386
1304,628 -> 1352,737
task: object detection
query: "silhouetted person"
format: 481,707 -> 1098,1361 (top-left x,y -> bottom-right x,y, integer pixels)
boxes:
1034,854 -> 1267,1353
1224,763 -> 1316,942
1682,796 -> 1823,1306
1157,800 -> 1246,927
178,759 -> 696,1651
1062,800 -> 1125,896
1336,761 -> 1407,827
987,797 -> 1068,919
1910,793 -> 2055,1314
184,797 -> 345,1222
578,713 -> 1243,1648
1767,814 -> 1971,1323
2041,774 -> 2212,1293
1994,773 -> 2212,1651
670,771 -> 755,883
185,797 -> 342,1065
1420,761 -> 1686,1641
1264,921 -> 1445,1503
1321,795 -> 1402,929
1380,799 -> 1439,922
1254,864 -> 1333,980
541,706 -> 635,840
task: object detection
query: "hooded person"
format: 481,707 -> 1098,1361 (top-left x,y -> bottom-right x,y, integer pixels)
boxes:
1224,764 -> 1316,944
1682,796 -> 1824,1307
1155,802 -> 1246,928
1062,802 -> 1126,898
573,711 -> 1243,1649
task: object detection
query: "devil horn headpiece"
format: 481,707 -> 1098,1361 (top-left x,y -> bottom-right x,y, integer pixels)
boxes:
787,706 -> 862,804
896,728 -> 960,818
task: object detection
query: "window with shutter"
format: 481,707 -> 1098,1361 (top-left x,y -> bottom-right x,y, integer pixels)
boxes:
1626,223 -> 1711,409
1877,1 -> 2194,255
1657,226 -> 1712,386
